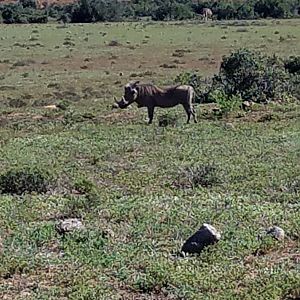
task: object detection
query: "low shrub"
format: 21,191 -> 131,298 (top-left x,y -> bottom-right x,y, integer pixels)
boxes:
175,49 -> 299,109
158,114 -> 178,127
213,49 -> 290,103
174,163 -> 222,189
0,4 -> 48,24
0,167 -> 51,195
285,56 -> 300,74
209,89 -> 243,114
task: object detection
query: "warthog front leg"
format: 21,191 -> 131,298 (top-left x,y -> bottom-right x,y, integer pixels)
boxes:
147,106 -> 155,124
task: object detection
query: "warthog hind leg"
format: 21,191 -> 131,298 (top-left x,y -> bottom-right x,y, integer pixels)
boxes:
191,106 -> 197,123
147,106 -> 154,124
182,103 -> 193,124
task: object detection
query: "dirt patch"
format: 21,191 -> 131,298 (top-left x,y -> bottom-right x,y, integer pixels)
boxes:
96,110 -> 139,124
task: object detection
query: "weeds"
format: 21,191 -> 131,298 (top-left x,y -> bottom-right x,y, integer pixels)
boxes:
0,167 -> 51,195
175,163 -> 222,189
158,114 -> 178,127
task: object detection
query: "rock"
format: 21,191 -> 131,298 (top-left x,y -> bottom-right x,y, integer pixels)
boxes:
43,104 -> 58,110
241,101 -> 252,111
266,226 -> 285,241
56,218 -> 84,234
181,223 -> 221,255
224,122 -> 235,130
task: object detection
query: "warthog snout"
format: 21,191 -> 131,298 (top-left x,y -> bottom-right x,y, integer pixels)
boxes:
112,96 -> 129,109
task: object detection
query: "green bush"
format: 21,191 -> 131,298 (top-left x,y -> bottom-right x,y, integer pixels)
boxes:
209,89 -> 243,114
0,4 -> 47,23
0,167 -> 51,195
213,49 -> 290,103
175,49 -> 298,107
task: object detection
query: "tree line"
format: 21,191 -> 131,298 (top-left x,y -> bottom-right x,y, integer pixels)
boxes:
0,0 -> 300,24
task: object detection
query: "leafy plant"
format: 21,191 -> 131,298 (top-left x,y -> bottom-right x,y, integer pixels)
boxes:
158,114 -> 178,127
213,49 -> 291,103
0,167 -> 51,195
285,56 -> 300,74
209,89 -> 243,114
175,163 -> 222,189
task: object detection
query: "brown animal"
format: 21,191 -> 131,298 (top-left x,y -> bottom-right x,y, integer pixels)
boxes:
113,81 -> 197,124
202,8 -> 213,21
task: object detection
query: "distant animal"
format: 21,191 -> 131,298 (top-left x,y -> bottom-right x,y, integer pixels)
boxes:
112,81 -> 197,124
202,8 -> 213,21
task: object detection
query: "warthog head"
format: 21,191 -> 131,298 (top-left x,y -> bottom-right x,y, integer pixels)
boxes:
112,81 -> 140,109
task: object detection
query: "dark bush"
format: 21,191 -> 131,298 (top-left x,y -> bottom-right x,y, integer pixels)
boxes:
68,0 -> 123,22
0,167 -> 51,195
285,56 -> 300,74
19,0 -> 37,9
1,4 -> 23,24
158,114 -> 178,127
0,4 -> 47,23
215,2 -> 237,20
26,10 -> 48,23
254,0 -> 294,18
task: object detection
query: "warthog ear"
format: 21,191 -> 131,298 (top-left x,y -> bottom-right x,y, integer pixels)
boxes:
132,81 -> 140,87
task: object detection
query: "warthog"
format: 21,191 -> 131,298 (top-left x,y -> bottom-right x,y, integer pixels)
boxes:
113,81 -> 197,124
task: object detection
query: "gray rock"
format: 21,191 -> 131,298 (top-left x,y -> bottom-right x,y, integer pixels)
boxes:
266,226 -> 285,241
181,223 -> 221,255
241,100 -> 252,110
56,218 -> 84,234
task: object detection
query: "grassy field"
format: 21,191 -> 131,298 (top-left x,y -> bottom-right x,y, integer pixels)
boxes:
0,19 -> 300,299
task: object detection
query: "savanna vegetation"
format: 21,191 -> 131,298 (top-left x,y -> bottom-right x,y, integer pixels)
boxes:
1,0 -> 300,24
0,19 -> 299,299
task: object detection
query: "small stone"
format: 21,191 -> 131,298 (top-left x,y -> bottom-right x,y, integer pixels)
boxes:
266,226 -> 285,241
43,104 -> 58,110
241,101 -> 252,111
224,122 -> 235,130
181,223 -> 221,255
56,218 -> 84,234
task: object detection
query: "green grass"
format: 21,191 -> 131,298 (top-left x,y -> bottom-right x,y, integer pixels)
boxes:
0,19 -> 300,299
